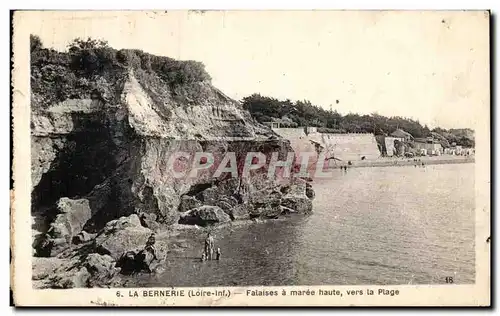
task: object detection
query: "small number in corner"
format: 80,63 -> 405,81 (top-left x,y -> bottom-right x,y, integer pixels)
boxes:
445,277 -> 454,284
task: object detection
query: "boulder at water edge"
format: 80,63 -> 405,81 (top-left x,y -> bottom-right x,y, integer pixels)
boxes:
281,195 -> 313,215
178,205 -> 231,226
93,214 -> 153,260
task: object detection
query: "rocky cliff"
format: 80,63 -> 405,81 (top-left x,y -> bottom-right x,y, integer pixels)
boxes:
30,40 -> 314,287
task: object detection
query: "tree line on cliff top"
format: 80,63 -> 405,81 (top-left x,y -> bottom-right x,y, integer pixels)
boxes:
30,35 -> 474,148
241,94 -> 475,148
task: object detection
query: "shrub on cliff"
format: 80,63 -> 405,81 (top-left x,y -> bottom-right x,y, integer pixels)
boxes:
31,35 -> 213,108
65,37 -> 211,86
30,34 -> 43,52
67,38 -> 119,75
121,49 -> 211,86
32,35 -> 211,87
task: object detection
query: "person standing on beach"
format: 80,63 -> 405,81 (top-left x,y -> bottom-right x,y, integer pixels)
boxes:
204,232 -> 215,260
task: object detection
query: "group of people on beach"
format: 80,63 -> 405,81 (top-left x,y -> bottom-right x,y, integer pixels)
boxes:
339,160 -> 352,172
412,158 -> 426,168
201,232 -> 221,262
140,231 -> 222,267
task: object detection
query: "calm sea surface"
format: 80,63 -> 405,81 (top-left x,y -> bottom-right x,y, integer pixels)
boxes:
129,163 -> 475,287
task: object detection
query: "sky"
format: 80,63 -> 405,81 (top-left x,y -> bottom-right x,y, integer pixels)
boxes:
28,10 -> 489,129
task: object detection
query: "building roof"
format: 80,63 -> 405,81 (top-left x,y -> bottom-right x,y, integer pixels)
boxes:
415,137 -> 442,144
415,139 -> 441,145
390,129 -> 414,139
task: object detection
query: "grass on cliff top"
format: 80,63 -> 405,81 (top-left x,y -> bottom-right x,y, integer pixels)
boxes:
30,35 -> 212,109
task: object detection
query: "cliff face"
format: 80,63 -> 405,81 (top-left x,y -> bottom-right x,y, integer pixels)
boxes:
31,47 -> 313,258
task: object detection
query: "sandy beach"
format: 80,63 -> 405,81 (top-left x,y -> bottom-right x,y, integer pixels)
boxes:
328,155 -> 475,169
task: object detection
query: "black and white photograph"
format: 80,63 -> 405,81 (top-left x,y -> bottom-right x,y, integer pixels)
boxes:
11,10 -> 490,306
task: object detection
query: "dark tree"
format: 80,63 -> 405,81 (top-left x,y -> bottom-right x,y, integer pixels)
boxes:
30,34 -> 43,52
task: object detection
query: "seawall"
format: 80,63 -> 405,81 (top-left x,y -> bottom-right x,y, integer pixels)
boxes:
272,128 -> 381,161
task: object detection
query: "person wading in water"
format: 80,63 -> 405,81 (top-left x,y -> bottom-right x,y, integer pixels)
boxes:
144,233 -> 158,261
204,232 -> 215,260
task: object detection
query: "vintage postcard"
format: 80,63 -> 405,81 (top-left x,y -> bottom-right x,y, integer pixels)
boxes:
11,10 -> 490,306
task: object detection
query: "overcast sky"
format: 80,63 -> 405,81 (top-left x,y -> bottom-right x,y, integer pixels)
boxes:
30,10 -> 489,129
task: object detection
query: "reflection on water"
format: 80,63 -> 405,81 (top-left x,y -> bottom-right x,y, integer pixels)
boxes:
129,163 -> 475,287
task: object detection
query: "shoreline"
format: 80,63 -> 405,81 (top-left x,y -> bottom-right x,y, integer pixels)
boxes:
32,216 -> 295,288
328,155 -> 474,169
